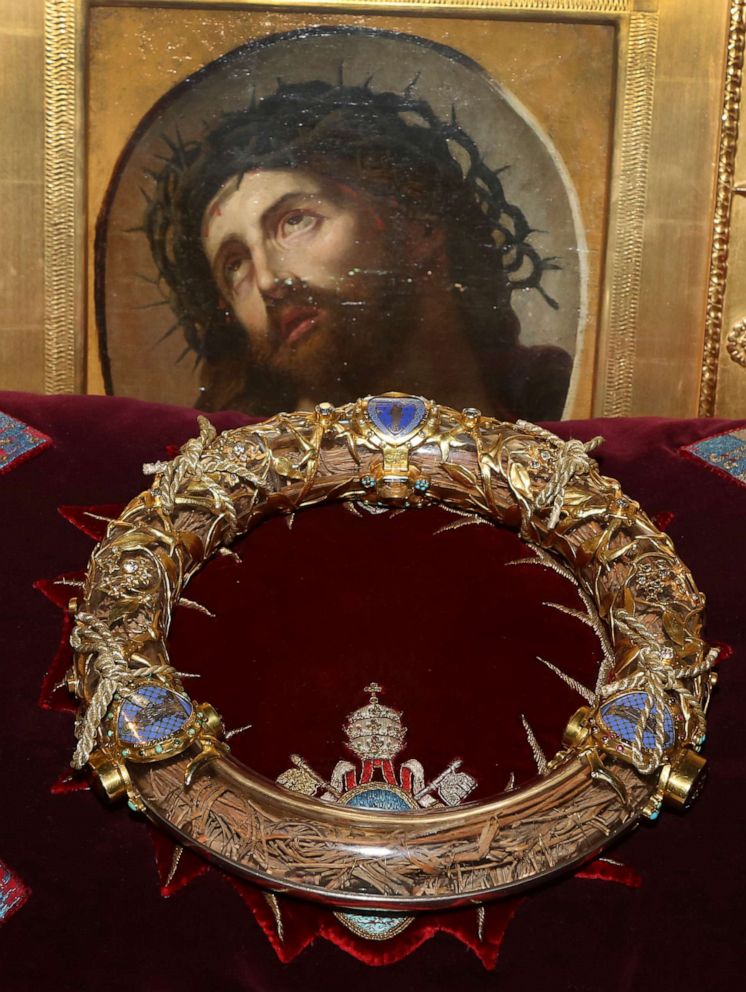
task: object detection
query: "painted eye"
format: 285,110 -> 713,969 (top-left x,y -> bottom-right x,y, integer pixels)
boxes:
223,253 -> 250,288
279,211 -> 318,240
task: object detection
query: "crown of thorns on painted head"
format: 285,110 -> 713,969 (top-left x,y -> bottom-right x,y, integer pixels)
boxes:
144,77 -> 559,365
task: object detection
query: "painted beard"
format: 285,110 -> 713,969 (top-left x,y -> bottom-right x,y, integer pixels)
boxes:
240,268 -> 419,406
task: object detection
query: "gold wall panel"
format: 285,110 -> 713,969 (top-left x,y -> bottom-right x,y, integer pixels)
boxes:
0,1 -> 46,393
627,0 -> 731,416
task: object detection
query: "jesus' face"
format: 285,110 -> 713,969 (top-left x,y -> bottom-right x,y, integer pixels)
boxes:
201,167 -> 425,405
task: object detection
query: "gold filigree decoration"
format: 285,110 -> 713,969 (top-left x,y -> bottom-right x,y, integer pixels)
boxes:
65,395 -> 717,909
264,893 -> 285,942
726,315 -> 746,367
521,715 -> 548,774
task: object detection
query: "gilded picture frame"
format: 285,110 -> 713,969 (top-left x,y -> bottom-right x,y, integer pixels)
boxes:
34,1 -> 741,418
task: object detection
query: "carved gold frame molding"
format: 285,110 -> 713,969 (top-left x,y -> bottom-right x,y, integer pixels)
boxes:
706,1 -> 746,417
41,0 -> 738,417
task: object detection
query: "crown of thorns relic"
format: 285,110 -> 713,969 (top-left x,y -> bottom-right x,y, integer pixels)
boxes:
67,394 -> 717,910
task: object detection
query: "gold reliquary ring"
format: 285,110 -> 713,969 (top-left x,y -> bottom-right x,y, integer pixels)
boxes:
67,394 -> 717,910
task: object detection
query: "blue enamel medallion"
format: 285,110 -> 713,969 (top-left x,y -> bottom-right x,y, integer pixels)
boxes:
599,691 -> 675,751
345,788 -> 412,812
117,685 -> 193,745
367,396 -> 426,441
337,786 -> 414,938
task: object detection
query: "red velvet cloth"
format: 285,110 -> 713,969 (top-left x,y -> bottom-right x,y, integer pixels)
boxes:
1,391 -> 744,990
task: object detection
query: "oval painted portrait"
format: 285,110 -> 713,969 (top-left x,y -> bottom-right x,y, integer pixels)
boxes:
97,26 -> 591,421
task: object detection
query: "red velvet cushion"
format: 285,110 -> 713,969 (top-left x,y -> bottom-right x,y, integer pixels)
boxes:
170,504 -> 606,793
2,391 -> 744,991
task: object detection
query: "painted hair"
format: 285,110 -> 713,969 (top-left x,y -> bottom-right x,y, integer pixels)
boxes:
144,79 -> 561,411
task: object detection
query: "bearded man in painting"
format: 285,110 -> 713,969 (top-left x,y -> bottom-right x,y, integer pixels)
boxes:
146,79 -> 571,421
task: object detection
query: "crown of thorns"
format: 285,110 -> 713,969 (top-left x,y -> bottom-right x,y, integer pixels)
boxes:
143,77 -> 559,359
